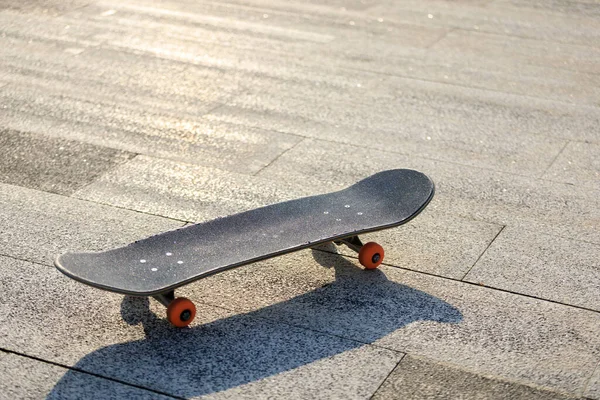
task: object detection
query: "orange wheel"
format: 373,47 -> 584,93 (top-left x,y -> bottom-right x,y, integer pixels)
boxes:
167,297 -> 196,328
358,242 -> 384,269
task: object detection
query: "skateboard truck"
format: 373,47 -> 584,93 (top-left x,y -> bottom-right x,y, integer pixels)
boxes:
335,236 -> 385,270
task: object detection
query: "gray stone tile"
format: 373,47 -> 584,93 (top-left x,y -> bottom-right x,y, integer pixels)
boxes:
494,0 -> 600,19
432,29 -> 600,75
368,0 -> 600,47
0,32 -> 235,112
257,139 -> 600,244
0,31 -> 302,174
0,255 -> 401,399
334,208 -> 502,280
543,141 -> 600,187
208,75 -> 600,144
0,183 -> 182,264
586,364 -> 600,399
0,352 -> 170,400
0,106 -> 301,175
0,129 -> 134,195
373,355 -> 579,400
179,250 -> 600,395
231,72 -> 576,173
73,155 -> 310,222
72,0 -> 449,49
73,155 -> 501,279
0,0 -> 90,16
464,226 -> 600,311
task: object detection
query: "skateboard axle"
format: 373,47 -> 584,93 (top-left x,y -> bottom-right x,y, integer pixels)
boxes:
338,236 -> 364,253
153,291 -> 175,307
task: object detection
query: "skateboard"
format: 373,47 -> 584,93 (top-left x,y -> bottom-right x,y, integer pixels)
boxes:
55,169 -> 434,327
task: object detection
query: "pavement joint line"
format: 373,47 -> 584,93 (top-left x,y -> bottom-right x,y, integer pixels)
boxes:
69,195 -> 191,226
312,248 -> 600,314
252,136 -> 306,176
343,65 -> 600,109
0,252 -> 55,269
67,152 -> 141,197
201,102 -> 228,116
368,353 -> 406,400
539,140 -> 570,178
377,352 -> 585,398
4,152 -> 600,247
0,180 -> 188,226
460,225 -> 505,281
0,348 -> 183,399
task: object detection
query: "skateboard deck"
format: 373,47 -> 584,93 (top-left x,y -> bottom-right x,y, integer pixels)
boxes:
55,169 -> 433,326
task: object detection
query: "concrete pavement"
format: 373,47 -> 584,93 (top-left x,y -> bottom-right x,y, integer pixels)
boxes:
0,0 -> 599,398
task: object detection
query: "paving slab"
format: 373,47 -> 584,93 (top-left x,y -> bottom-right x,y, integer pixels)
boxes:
372,355 -> 579,400
334,208 -> 502,280
206,80 -> 596,176
0,31 -> 237,112
0,0 -> 91,16
193,0 -> 600,47
74,155 -> 501,279
0,28 -> 303,174
494,0 -> 600,19
0,352 -> 171,400
586,364 -> 600,399
464,226 -> 600,311
256,138 -> 600,244
367,0 -> 600,47
174,249 -> 600,395
0,255 -> 402,399
431,29 -> 600,75
543,141 -> 600,187
0,128 -> 134,195
0,182 -> 182,264
73,155 -> 310,222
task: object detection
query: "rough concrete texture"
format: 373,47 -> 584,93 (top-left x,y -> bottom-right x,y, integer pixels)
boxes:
543,141 -> 600,187
183,250 -> 600,395
0,128 -> 134,195
372,355 -> 579,400
74,155 -> 310,222
0,30 -> 303,175
1,0 -> 599,398
0,256 -> 402,399
587,364 -> 600,399
0,352 -> 171,400
0,182 -> 182,264
465,226 -> 600,311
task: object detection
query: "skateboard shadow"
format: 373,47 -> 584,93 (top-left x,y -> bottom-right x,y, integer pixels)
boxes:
48,245 -> 462,398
